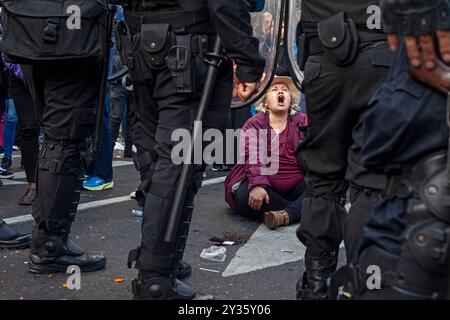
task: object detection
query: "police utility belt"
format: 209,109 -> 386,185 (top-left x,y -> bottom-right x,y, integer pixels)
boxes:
116,10 -> 213,93
302,12 -> 387,67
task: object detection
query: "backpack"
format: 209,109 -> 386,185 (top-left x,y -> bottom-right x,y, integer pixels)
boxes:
0,0 -> 108,63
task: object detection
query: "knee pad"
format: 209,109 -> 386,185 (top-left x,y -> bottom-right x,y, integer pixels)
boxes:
374,151 -> 450,299
38,139 -> 86,176
405,152 -> 450,273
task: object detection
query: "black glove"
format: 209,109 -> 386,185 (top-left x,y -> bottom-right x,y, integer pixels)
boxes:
381,0 -> 450,35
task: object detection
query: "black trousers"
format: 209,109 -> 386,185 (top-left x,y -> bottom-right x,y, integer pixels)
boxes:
9,74 -> 39,183
130,53 -> 233,274
233,180 -> 305,223
296,43 -> 391,260
22,59 -> 101,235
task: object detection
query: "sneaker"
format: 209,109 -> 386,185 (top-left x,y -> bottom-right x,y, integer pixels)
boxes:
130,189 -> 137,199
212,164 -> 232,172
12,145 -> 20,151
83,177 -> 114,191
1,157 -> 12,170
0,167 -> 14,179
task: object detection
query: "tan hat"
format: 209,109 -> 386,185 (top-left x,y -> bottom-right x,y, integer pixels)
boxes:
255,76 -> 301,113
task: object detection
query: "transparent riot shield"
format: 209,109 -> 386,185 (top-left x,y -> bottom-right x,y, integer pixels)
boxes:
285,0 -> 304,89
230,0 -> 286,109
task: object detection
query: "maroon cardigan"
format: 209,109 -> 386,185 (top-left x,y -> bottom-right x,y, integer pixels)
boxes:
224,111 -> 308,210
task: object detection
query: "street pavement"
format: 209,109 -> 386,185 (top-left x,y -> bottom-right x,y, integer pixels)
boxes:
0,151 -> 346,300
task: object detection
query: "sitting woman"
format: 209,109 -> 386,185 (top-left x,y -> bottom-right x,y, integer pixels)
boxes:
225,76 -> 308,230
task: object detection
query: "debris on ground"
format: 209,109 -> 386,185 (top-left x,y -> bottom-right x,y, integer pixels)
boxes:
200,246 -> 227,262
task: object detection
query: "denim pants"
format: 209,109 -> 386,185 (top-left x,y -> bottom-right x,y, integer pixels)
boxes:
1,99 -> 18,161
85,94 -> 113,181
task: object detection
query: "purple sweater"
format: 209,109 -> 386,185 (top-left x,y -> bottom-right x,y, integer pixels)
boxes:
2,55 -> 23,80
224,112 -> 308,210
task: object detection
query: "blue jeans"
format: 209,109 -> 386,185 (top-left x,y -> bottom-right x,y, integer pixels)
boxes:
86,94 -> 113,181
2,99 -> 18,160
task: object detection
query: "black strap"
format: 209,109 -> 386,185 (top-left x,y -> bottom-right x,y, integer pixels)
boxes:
383,174 -> 416,200
304,190 -> 346,203
309,31 -> 387,55
124,9 -> 213,34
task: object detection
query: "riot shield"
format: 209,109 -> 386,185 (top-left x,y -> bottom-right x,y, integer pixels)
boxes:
285,0 -> 304,89
230,0 -> 286,109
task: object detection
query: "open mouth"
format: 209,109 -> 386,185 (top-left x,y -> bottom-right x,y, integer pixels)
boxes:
277,94 -> 285,105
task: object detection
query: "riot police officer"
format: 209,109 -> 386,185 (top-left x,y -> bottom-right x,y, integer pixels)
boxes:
333,0 -> 450,300
0,0 -> 108,273
116,0 -> 265,299
295,0 -> 392,299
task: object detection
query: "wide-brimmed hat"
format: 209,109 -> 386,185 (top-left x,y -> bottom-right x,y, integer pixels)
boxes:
255,76 -> 301,113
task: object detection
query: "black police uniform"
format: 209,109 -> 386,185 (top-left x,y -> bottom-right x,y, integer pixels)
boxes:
117,0 -> 264,299
296,0 -> 392,299
22,60 -> 107,273
0,0 -> 107,273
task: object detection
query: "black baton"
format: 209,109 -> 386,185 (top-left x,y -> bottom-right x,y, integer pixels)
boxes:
164,36 -> 225,243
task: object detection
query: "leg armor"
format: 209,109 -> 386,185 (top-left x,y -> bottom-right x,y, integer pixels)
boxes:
29,138 -> 106,273
331,151 -> 450,299
127,167 -> 205,300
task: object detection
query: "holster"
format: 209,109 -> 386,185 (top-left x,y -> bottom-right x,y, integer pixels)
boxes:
165,34 -> 194,93
116,21 -> 198,93
120,23 -> 173,82
318,12 -> 359,66
140,23 -> 172,70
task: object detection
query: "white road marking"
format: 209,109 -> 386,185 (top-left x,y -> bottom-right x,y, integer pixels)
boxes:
199,268 -> 221,273
222,225 -> 345,277
7,161 -> 134,181
3,196 -> 133,225
201,176 -> 226,187
0,180 -> 26,186
3,175 -> 226,225
2,214 -> 33,225
222,224 -> 304,277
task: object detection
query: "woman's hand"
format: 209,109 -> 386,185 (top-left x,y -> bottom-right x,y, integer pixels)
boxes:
248,186 -> 270,211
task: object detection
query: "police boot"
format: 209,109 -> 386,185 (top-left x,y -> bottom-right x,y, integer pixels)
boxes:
0,220 -> 32,250
129,205 -> 198,300
29,228 -> 106,273
330,246 -> 403,300
297,252 -> 338,300
28,154 -> 106,273
128,248 -> 197,300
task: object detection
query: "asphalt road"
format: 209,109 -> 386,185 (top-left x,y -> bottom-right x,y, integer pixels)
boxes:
0,151 -> 346,300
